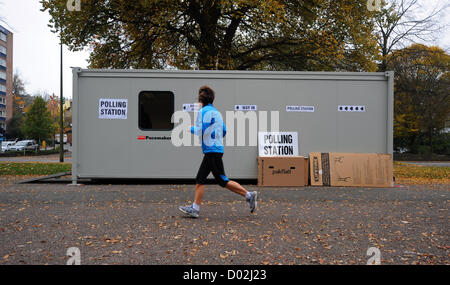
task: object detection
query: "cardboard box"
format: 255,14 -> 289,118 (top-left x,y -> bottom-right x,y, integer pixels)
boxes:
258,156 -> 308,186
304,157 -> 310,185
309,152 -> 393,187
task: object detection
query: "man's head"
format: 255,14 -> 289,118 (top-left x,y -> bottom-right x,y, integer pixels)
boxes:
198,85 -> 215,106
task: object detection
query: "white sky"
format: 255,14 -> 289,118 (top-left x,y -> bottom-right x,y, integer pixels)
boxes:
1,0 -> 90,99
0,0 -> 449,99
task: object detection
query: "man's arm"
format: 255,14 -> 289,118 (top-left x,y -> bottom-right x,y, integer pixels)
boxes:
190,110 -> 202,136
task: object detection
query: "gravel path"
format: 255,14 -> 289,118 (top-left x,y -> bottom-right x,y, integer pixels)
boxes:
0,177 -> 448,265
402,162 -> 450,167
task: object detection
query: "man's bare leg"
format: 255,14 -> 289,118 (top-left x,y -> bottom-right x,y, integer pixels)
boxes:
194,184 -> 205,205
179,184 -> 204,218
225,180 -> 247,197
180,181 -> 256,217
226,180 -> 258,213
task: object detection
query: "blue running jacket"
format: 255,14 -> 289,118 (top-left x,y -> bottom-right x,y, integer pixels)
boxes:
190,104 -> 227,153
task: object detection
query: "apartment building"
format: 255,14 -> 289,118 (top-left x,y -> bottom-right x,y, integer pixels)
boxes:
0,24 -> 13,133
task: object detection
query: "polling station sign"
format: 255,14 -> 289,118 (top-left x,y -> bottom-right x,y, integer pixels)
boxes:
286,105 -> 315,112
98,99 -> 128,119
182,103 -> 201,112
258,132 -> 299,157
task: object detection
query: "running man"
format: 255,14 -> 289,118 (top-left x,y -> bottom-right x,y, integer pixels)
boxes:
179,86 -> 258,218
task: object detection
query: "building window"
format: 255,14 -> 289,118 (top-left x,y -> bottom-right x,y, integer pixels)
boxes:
0,97 -> 5,104
0,33 -> 6,42
0,58 -> 5,67
0,71 -> 5,80
0,84 -> 5,92
138,91 -> 174,131
0,46 -> 5,55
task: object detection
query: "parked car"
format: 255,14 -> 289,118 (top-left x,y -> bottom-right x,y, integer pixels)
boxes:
394,147 -> 409,154
1,141 -> 17,152
55,134 -> 68,144
9,140 -> 39,151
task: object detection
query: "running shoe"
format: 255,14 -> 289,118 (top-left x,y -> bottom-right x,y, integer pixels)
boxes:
179,205 -> 199,218
246,191 -> 258,213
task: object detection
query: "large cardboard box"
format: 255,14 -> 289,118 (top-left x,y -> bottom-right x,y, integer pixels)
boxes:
309,152 -> 393,187
258,156 -> 308,186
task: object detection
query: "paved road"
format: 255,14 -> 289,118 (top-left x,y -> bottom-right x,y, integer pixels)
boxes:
0,177 -> 448,265
402,162 -> 450,167
0,152 -> 72,163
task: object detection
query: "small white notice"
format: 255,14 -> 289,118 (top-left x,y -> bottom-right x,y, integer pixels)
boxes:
258,132 -> 299,157
338,105 -> 366,112
286,105 -> 315,112
182,103 -> 201,112
99,98 -> 128,119
235,105 -> 257,111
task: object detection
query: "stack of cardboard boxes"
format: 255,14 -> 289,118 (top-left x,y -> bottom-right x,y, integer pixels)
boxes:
257,156 -> 308,186
257,153 -> 393,188
308,152 -> 393,188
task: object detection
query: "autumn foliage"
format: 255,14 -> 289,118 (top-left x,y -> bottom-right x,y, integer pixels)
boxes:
41,0 -> 379,71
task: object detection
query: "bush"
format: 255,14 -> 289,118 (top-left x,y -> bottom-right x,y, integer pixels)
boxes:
417,145 -> 431,155
394,132 -> 450,156
433,133 -> 450,155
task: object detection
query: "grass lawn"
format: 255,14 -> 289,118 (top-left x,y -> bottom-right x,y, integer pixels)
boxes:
0,161 -> 448,185
0,162 -> 71,176
394,161 -> 450,184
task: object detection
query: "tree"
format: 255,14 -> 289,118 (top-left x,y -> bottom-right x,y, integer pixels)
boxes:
389,44 -> 450,154
263,0 -> 380,71
12,72 -> 27,114
6,72 -> 31,139
42,0 -> 380,71
42,0 -> 322,70
47,93 -> 62,146
21,96 -> 55,147
47,93 -> 60,125
12,72 -> 26,97
374,0 -> 449,71
5,113 -> 24,139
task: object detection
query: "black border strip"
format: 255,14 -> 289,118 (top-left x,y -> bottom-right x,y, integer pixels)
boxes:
321,153 -> 330,186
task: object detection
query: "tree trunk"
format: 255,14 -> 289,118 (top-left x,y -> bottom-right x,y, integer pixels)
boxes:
379,45 -> 388,72
198,50 -> 218,70
194,3 -> 220,70
429,130 -> 433,159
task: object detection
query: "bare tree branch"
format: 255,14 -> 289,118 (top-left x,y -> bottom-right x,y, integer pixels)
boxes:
375,0 -> 450,71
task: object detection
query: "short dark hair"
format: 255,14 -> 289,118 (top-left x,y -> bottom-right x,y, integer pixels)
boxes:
198,85 -> 215,105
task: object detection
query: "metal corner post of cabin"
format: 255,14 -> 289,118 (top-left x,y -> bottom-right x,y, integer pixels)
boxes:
385,70 -> 395,157
71,67 -> 82,185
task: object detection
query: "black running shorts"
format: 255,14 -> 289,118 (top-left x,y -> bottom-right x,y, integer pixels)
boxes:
196,153 -> 230,187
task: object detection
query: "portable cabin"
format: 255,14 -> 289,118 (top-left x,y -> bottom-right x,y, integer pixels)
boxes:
71,69 -> 393,184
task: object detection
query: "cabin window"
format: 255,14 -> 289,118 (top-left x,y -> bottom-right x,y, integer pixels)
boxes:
138,91 -> 174,131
